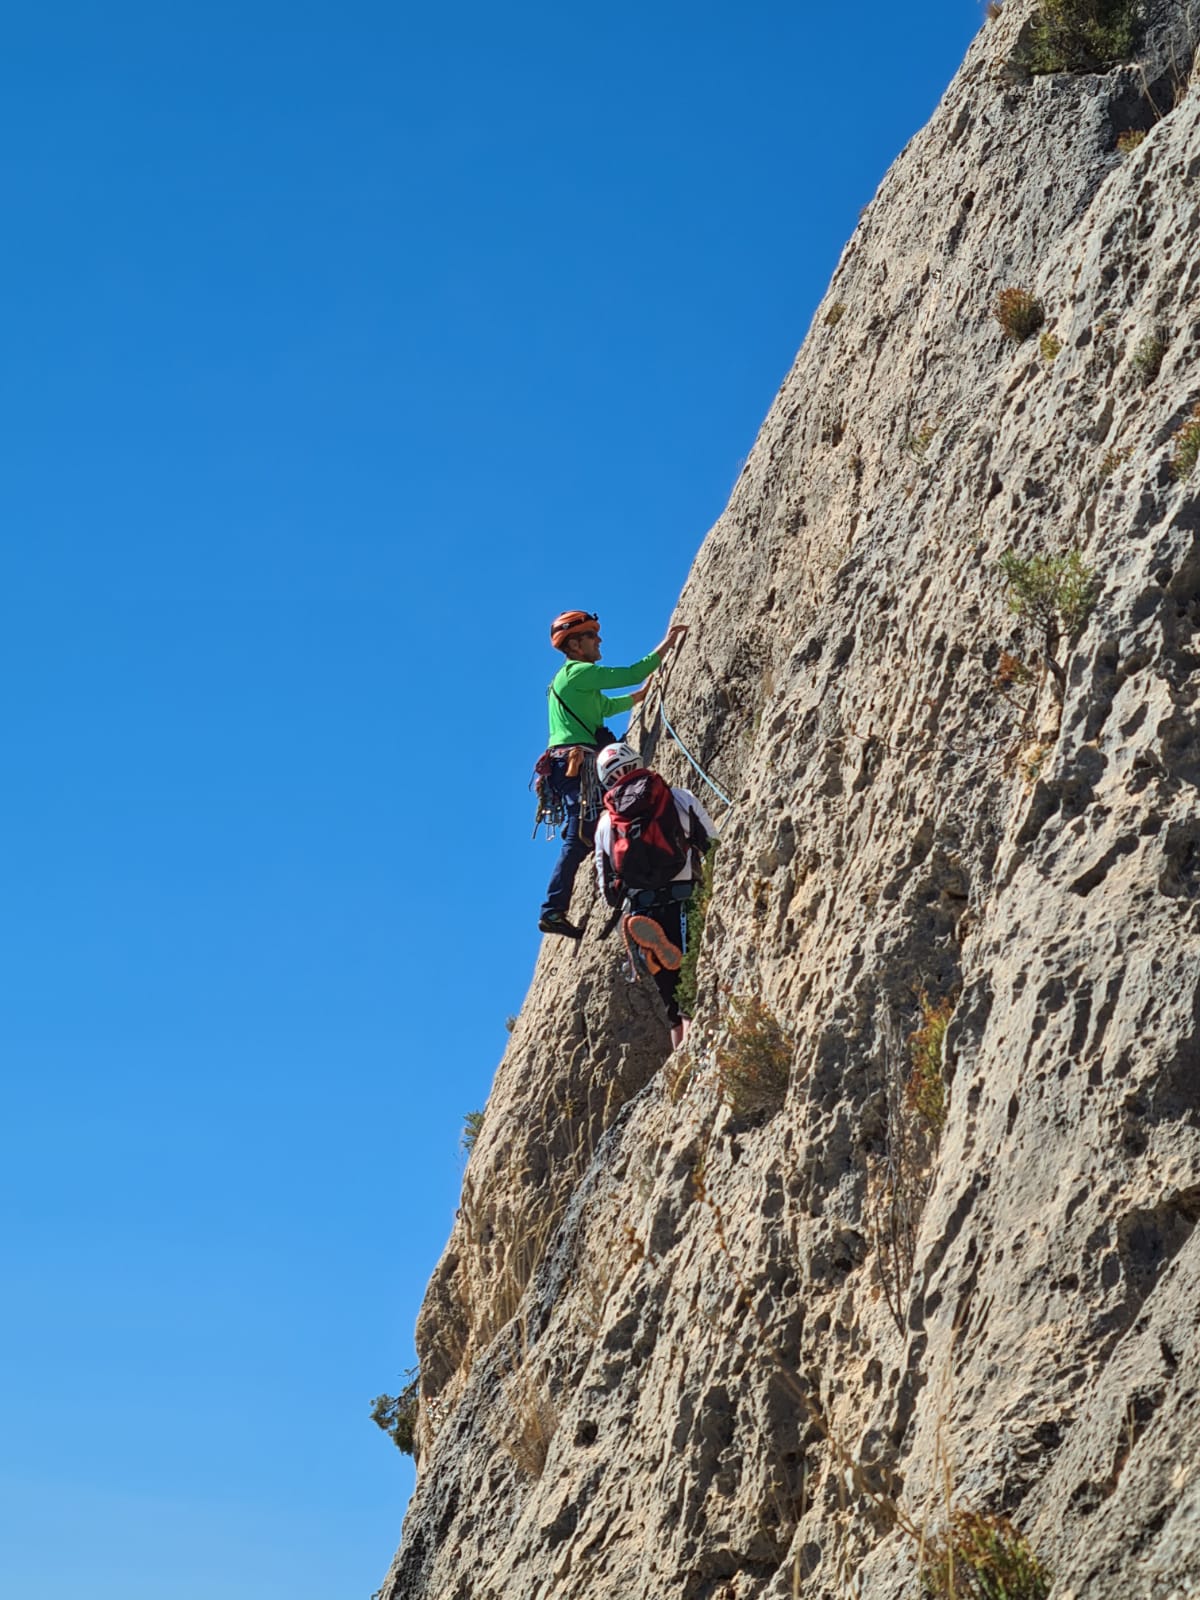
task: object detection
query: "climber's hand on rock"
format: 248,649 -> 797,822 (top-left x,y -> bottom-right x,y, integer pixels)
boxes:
654,624 -> 689,659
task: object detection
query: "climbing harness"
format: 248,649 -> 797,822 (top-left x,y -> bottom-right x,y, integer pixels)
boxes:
618,882 -> 694,985
531,746 -> 603,839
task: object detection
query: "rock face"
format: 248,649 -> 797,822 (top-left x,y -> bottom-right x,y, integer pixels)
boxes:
383,4 -> 1200,1596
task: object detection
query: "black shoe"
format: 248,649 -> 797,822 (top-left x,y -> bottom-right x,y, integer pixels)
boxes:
538,911 -> 583,940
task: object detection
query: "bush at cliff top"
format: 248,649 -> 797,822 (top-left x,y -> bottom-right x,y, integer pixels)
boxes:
1024,0 -> 1140,74
371,1372 -> 419,1456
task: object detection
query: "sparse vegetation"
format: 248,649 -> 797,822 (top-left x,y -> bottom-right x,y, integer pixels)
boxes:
993,650 -> 1035,692
825,301 -> 846,326
370,1370 -> 420,1456
1116,127 -> 1147,153
1169,403 -> 1200,481
1038,330 -> 1062,362
1100,444 -> 1131,479
903,421 -> 938,458
1023,0 -> 1140,75
716,992 -> 792,1117
869,1014 -> 939,1333
500,1342 -> 559,1478
504,1013 -> 518,1033
906,992 -> 954,1134
993,287 -> 1044,341
998,546 -> 1098,640
461,1109 -> 485,1156
666,1047 -> 698,1104
1019,739 -> 1051,788
921,1507 -> 1051,1600
1130,330 -> 1167,386
675,840 -> 717,1020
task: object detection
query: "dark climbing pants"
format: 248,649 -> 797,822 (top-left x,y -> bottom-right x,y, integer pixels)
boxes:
541,756 -> 595,918
628,892 -> 689,1027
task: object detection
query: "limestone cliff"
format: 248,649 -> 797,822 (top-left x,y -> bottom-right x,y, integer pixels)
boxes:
383,4 -> 1200,1595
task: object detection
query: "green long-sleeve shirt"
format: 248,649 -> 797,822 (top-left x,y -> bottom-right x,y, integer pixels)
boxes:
546,651 -> 661,747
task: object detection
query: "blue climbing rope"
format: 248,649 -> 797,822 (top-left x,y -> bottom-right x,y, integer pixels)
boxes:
657,696 -> 735,816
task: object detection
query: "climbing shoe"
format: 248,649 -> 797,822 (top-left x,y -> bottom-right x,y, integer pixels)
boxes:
538,910 -> 583,940
625,914 -> 682,972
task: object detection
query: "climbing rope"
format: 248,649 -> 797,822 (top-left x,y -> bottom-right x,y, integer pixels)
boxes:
656,695 -> 735,812
622,635 -> 739,826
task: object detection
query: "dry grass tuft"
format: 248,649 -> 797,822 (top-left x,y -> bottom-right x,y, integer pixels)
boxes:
501,1359 -> 559,1478
993,287 -> 1045,341
716,993 -> 793,1117
1169,403 -> 1200,481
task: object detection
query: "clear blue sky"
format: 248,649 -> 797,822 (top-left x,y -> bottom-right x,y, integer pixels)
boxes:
1,4 -> 981,1595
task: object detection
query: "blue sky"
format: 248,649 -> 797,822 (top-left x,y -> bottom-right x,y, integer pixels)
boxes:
1,3 -> 982,1595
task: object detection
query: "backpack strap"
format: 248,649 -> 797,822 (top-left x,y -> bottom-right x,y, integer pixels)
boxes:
550,684 -> 598,744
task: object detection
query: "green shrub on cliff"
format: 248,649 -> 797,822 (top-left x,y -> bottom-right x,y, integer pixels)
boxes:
371,1371 -> 419,1456
998,547 -> 1097,639
1024,0 -> 1140,74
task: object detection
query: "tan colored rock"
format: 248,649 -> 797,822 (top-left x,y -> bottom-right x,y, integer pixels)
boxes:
383,3 -> 1200,1595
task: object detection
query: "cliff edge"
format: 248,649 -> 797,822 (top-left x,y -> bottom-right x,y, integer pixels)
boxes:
384,4 -> 1200,1595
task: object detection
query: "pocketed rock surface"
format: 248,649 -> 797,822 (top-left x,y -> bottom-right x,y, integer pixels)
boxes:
383,4 -> 1200,1595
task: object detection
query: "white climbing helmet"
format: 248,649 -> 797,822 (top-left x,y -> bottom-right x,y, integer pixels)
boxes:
597,741 -> 642,789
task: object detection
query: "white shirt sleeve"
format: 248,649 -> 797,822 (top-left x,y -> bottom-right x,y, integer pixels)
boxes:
593,813 -> 612,896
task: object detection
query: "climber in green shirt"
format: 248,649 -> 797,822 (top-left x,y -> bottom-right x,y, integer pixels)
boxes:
538,610 -> 687,939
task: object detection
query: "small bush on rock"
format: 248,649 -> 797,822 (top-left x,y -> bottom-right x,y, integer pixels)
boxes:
1130,331 -> 1167,386
906,993 -> 954,1134
1116,127 -> 1147,153
903,421 -> 938,458
994,288 -> 1044,341
717,993 -> 792,1118
825,301 -> 846,326
1038,331 -> 1062,362
999,547 -> 1097,639
1024,0 -> 1140,75
1169,403 -> 1200,481
921,1508 -> 1051,1600
461,1109 -> 485,1155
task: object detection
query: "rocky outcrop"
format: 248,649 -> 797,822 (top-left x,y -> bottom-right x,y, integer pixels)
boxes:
383,4 -> 1200,1595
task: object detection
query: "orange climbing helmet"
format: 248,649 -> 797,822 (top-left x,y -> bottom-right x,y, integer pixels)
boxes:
550,609 -> 600,650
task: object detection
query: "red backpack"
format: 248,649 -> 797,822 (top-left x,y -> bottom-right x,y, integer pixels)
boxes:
603,769 -> 690,892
